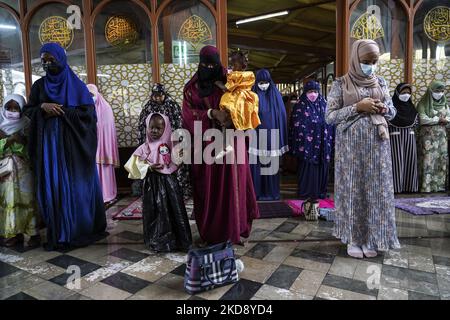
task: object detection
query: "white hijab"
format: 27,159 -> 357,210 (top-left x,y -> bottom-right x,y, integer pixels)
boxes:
0,94 -> 29,135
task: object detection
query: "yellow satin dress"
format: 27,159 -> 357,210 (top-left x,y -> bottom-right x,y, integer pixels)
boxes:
219,71 -> 261,130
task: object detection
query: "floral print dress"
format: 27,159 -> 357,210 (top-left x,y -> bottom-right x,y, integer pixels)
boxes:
326,77 -> 401,251
417,101 -> 450,193
0,130 -> 39,238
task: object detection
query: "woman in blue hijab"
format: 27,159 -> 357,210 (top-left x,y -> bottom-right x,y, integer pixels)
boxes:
289,80 -> 334,204
24,43 -> 106,251
250,69 -> 288,200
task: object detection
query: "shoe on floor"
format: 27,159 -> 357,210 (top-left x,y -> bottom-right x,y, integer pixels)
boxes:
4,234 -> 24,247
362,244 -> 378,258
347,244 -> 364,259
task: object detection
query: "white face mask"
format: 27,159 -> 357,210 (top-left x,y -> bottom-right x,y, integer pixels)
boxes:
360,63 -> 377,77
398,93 -> 411,102
432,92 -> 444,101
258,83 -> 270,91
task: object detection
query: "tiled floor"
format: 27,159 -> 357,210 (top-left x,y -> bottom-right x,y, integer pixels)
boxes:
1,177 -> 449,300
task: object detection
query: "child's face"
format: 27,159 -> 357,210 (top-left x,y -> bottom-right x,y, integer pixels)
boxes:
149,116 -> 165,140
152,93 -> 165,105
5,100 -> 20,113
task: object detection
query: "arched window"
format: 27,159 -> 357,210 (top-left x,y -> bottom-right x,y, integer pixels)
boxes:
94,0 -> 152,147
412,1 -> 450,103
350,0 -> 407,95
2,0 -> 18,11
0,6 -> 24,104
158,0 -> 216,104
28,3 -> 87,81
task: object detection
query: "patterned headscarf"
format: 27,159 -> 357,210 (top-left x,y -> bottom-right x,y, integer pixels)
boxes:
417,80 -> 448,119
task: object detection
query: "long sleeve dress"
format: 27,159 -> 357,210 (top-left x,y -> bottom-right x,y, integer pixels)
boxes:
325,77 -> 400,251
417,104 -> 450,193
24,78 -> 107,250
0,129 -> 40,239
182,73 -> 260,245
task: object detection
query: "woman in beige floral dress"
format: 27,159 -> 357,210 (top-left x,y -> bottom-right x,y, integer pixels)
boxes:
417,81 -> 449,193
326,40 -> 401,259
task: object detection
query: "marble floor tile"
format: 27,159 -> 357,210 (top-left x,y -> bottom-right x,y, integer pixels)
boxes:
220,279 -> 262,300
101,272 -> 151,294
155,273 -> 186,292
23,280 -> 74,300
265,264 -> 302,289
316,285 -> 376,300
238,256 -> 279,284
262,246 -> 295,263
290,269 -> 326,297
245,243 -> 276,260
353,261 -> 383,286
128,284 -> 190,300
408,290 -> 441,300
108,248 -> 149,263
121,256 -> 181,282
0,274 -> 44,300
408,252 -> 435,273
383,250 -> 409,268
328,257 -> 359,279
290,248 -> 335,264
81,282 -> 132,300
254,284 -> 313,300
322,274 -> 378,297
283,256 -> 331,273
5,292 -> 38,300
377,286 -> 408,300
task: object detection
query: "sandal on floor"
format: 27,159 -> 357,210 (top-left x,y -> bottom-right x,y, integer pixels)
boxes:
5,234 -> 24,247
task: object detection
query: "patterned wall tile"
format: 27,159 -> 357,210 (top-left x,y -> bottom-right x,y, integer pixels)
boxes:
377,59 -> 405,96
96,63 -> 153,148
412,57 -> 450,104
160,63 -> 198,105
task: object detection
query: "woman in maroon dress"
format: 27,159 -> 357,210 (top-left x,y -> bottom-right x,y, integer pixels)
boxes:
182,45 -> 259,245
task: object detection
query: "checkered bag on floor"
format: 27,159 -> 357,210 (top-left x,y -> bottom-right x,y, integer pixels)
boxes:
184,241 -> 239,294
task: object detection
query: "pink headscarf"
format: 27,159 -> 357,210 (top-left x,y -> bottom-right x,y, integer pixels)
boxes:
342,39 -> 384,106
87,84 -> 120,167
133,112 -> 178,175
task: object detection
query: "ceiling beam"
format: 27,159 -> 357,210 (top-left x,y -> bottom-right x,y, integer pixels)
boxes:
228,9 -> 336,34
229,35 -> 335,57
228,29 -> 335,50
260,9 -> 306,38
227,0 -> 336,24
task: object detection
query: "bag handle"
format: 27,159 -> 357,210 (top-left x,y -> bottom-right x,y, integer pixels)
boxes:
202,257 -> 236,286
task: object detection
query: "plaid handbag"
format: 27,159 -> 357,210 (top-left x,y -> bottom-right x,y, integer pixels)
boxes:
184,241 -> 239,294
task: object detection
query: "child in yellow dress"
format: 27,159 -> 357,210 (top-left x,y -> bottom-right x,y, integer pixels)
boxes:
216,51 -> 260,159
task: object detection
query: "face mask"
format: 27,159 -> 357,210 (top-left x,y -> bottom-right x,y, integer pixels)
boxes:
360,63 -> 377,77
4,110 -> 20,120
258,83 -> 270,91
198,65 -> 219,82
306,92 -> 319,102
42,62 -> 62,75
398,94 -> 411,102
432,92 -> 444,101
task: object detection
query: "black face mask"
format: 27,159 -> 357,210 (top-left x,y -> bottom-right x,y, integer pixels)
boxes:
198,65 -> 220,82
42,62 -> 62,75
